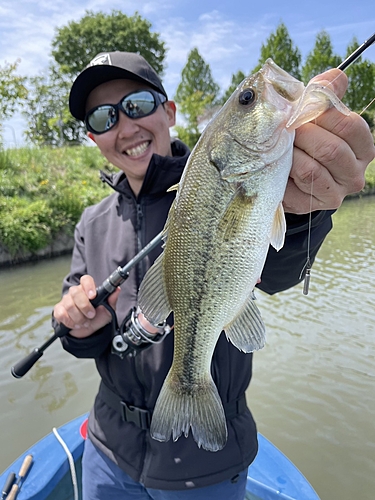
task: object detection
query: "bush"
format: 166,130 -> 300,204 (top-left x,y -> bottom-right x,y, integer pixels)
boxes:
365,160 -> 375,189
0,198 -> 53,254
0,145 -> 113,256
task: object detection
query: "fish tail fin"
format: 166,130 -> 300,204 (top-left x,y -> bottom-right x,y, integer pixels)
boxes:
150,372 -> 227,452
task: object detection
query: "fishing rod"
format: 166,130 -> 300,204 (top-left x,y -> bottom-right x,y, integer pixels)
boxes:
11,31 -> 375,378
337,31 -> 375,71
11,232 -> 163,378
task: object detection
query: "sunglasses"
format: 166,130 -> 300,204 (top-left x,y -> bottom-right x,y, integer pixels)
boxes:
85,89 -> 167,135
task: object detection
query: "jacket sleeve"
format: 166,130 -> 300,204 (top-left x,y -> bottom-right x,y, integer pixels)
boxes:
257,209 -> 334,295
53,215 -> 113,359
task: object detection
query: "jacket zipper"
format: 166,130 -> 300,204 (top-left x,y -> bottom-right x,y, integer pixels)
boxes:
133,198 -> 151,482
135,202 -> 144,288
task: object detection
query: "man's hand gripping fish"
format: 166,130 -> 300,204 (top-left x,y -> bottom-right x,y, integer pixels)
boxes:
138,59 -> 350,452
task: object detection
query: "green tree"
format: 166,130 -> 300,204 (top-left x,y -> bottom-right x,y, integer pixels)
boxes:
25,10 -> 167,146
342,37 -> 375,130
51,10 -> 166,77
219,70 -> 246,105
301,31 -> 341,84
24,66 -> 86,146
0,60 -> 27,144
253,22 -> 302,79
174,48 -> 220,149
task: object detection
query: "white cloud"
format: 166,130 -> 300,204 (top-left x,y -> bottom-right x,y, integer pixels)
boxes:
0,1 -> 88,75
141,1 -> 174,15
157,11 -> 274,96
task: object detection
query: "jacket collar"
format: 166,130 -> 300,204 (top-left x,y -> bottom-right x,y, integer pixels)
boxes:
99,139 -> 190,199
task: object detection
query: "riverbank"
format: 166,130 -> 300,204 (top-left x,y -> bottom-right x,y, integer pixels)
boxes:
0,232 -> 74,266
0,146 -> 374,267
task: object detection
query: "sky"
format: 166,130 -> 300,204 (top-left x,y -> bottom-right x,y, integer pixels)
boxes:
1,0 -> 375,146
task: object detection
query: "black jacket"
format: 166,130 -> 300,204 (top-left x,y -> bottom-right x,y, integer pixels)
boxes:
59,139 -> 333,490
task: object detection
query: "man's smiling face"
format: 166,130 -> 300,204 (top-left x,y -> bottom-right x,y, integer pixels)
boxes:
86,79 -> 176,195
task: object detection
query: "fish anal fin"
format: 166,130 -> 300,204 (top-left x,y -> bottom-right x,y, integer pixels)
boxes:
225,296 -> 265,352
270,202 -> 286,251
138,253 -> 171,325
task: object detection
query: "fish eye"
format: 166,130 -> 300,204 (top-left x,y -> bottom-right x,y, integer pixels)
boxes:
238,88 -> 256,106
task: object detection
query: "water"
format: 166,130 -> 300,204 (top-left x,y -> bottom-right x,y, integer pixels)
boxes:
0,197 -> 374,500
247,197 -> 375,500
0,258 -> 99,476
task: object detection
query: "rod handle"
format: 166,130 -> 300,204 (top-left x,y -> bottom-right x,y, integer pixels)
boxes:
6,455 -> 33,500
1,472 -> 16,498
54,322 -> 71,338
10,278 -> 115,378
18,455 -> 33,479
11,349 -> 43,379
53,275 -> 119,338
6,484 -> 18,500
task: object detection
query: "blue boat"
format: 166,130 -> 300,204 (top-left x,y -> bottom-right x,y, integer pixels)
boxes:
0,414 -> 319,500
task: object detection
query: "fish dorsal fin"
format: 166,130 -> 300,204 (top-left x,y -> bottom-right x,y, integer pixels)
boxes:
270,202 -> 286,251
224,294 -> 265,352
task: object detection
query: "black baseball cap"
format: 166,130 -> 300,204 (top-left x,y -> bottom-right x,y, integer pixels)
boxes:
69,51 -> 168,121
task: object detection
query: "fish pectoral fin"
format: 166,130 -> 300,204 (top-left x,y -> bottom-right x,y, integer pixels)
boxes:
286,82 -> 351,129
219,189 -> 254,240
225,295 -> 266,352
150,371 -> 227,452
138,253 -> 171,325
270,202 -> 286,251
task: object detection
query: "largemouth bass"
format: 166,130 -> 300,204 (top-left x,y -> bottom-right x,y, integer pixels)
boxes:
138,59 -> 350,452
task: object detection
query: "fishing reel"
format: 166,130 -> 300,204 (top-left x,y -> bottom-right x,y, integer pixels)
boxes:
112,307 -> 171,358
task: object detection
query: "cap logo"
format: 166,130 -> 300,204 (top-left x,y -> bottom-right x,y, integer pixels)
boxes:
89,54 -> 112,67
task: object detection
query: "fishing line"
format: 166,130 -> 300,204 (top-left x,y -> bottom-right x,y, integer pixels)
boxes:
303,173 -> 314,296
300,31 -> 375,295
359,96 -> 375,115
300,124 -> 316,296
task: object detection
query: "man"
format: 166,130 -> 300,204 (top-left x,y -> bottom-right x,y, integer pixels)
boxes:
53,51 -> 375,499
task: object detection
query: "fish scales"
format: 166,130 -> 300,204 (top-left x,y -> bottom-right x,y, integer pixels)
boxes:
138,59 -> 350,452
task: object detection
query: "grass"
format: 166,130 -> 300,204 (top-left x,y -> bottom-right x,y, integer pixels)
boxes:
0,146 -> 114,256
364,158 -> 375,189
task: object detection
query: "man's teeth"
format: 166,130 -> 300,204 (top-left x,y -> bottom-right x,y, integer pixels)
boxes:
125,141 -> 149,156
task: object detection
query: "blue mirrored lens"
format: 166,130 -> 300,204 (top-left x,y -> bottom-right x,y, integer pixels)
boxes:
87,106 -> 117,133
122,91 -> 156,118
85,90 -> 164,134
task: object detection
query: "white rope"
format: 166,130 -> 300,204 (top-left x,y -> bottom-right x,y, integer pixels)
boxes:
52,427 -> 79,500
